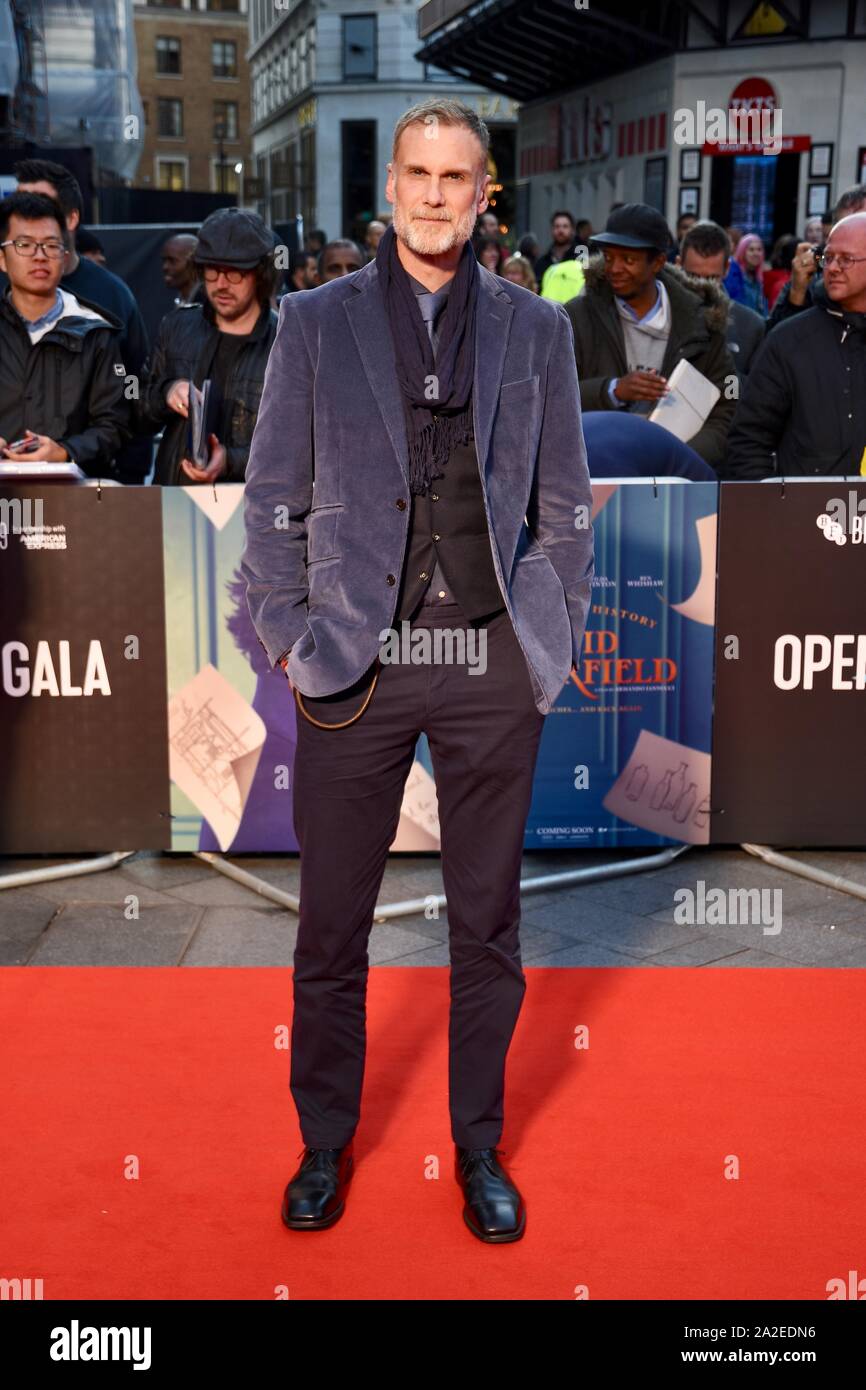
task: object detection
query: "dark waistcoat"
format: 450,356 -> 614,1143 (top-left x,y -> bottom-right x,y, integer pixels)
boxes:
394,420 -> 506,622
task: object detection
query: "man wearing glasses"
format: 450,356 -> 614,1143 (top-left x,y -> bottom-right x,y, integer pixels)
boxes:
135,207 -> 280,486
0,191 -> 130,473
727,213 -> 866,479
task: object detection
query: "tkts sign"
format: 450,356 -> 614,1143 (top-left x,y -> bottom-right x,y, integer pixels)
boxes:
688,77 -> 811,156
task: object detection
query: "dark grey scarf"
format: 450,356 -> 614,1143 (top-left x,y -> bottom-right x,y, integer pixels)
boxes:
375,221 -> 477,495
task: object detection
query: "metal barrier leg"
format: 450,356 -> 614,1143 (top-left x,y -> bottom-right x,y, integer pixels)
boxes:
193,844 -> 692,923
0,850 -> 137,891
740,844 -> 866,904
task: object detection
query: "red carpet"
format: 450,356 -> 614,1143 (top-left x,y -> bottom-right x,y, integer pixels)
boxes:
0,967 -> 862,1300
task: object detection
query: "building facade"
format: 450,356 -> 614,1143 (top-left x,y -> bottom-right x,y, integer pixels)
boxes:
133,0 -> 252,194
248,0 -> 518,246
521,38 -> 866,246
417,0 -> 866,248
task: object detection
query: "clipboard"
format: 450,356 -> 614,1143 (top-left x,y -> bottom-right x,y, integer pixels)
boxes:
186,379 -> 216,468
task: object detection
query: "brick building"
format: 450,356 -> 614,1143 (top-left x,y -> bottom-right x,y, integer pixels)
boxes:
133,0 -> 252,195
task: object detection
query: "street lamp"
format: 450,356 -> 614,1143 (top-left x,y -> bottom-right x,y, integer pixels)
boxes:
235,160 -> 244,207
216,122 -> 225,195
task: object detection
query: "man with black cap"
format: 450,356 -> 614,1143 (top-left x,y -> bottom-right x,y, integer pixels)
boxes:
241,99 -> 594,1244
135,208 -> 280,485
565,202 -> 736,470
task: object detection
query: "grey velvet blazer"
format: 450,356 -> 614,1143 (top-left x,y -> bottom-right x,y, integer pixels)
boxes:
240,255 -> 595,714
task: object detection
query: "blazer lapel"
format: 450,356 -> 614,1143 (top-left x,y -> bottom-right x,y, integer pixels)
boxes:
344,260 -> 410,487
473,264 -> 513,471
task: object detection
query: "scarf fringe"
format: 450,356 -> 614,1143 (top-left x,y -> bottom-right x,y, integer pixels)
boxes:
406,402 -> 474,495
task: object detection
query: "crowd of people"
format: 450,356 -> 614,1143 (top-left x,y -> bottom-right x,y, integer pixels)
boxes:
1,155 -> 864,484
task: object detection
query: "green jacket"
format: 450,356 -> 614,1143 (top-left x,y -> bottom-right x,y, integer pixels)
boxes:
540,257 -> 585,303
564,258 -> 737,470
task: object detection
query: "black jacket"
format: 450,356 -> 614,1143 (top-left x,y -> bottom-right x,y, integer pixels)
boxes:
725,280 -> 866,479
564,259 -> 737,470
766,274 -> 818,332
135,297 -> 278,485
726,297 -> 766,379
0,286 -> 131,475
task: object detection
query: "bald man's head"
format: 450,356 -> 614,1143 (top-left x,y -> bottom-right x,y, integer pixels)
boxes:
823,211 -> 866,313
162,234 -> 199,291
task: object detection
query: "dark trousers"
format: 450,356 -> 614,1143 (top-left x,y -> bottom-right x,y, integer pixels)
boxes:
289,602 -> 545,1150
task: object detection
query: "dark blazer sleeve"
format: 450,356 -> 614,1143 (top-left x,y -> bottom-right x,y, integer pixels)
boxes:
738,310 -> 766,375
134,315 -> 178,434
240,294 -> 313,668
767,279 -> 813,333
527,304 -> 595,668
59,330 -> 131,473
120,292 -> 150,377
684,329 -> 737,471
725,334 -> 791,479
564,296 -> 618,412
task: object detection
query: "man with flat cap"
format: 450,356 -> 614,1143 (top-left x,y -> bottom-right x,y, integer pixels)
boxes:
136,207 -> 281,484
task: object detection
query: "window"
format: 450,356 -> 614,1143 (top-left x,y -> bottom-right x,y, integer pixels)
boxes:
157,98 -> 183,138
298,32 -> 307,89
342,16 -> 376,80
299,128 -> 316,230
289,41 -> 298,94
205,0 -> 240,10
212,39 -> 237,79
155,36 -> 181,75
214,100 -> 238,140
342,121 -> 376,239
212,160 -> 240,195
157,159 -> 186,191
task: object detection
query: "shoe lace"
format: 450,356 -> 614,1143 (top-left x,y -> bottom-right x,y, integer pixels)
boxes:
296,1145 -> 342,1172
457,1145 -> 505,1176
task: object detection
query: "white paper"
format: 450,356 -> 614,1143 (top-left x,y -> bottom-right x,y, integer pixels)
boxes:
169,663 -> 266,851
603,728 -> 711,845
649,358 -> 720,443
392,759 -> 441,850
0,461 -> 85,479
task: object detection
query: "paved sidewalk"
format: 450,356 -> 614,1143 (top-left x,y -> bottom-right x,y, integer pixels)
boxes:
1,847 -> 865,968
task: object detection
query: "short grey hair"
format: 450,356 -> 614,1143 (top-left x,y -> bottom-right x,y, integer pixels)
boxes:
392,99 -> 490,179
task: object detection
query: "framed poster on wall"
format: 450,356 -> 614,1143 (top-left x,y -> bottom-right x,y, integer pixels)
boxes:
809,143 -> 833,179
678,186 -> 700,217
807,183 -> 831,216
643,156 -> 667,213
680,149 -> 702,182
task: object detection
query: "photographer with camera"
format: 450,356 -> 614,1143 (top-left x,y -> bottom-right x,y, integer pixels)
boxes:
767,184 -> 866,332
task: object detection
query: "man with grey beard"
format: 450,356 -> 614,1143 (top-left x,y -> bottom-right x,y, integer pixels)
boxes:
241,98 -> 594,1244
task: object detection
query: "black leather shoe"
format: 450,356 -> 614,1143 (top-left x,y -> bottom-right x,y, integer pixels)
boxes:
281,1141 -> 354,1230
455,1145 -> 526,1243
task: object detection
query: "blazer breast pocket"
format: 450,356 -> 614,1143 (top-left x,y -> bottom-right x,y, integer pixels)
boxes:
493,375 -> 541,462
499,374 -> 540,402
